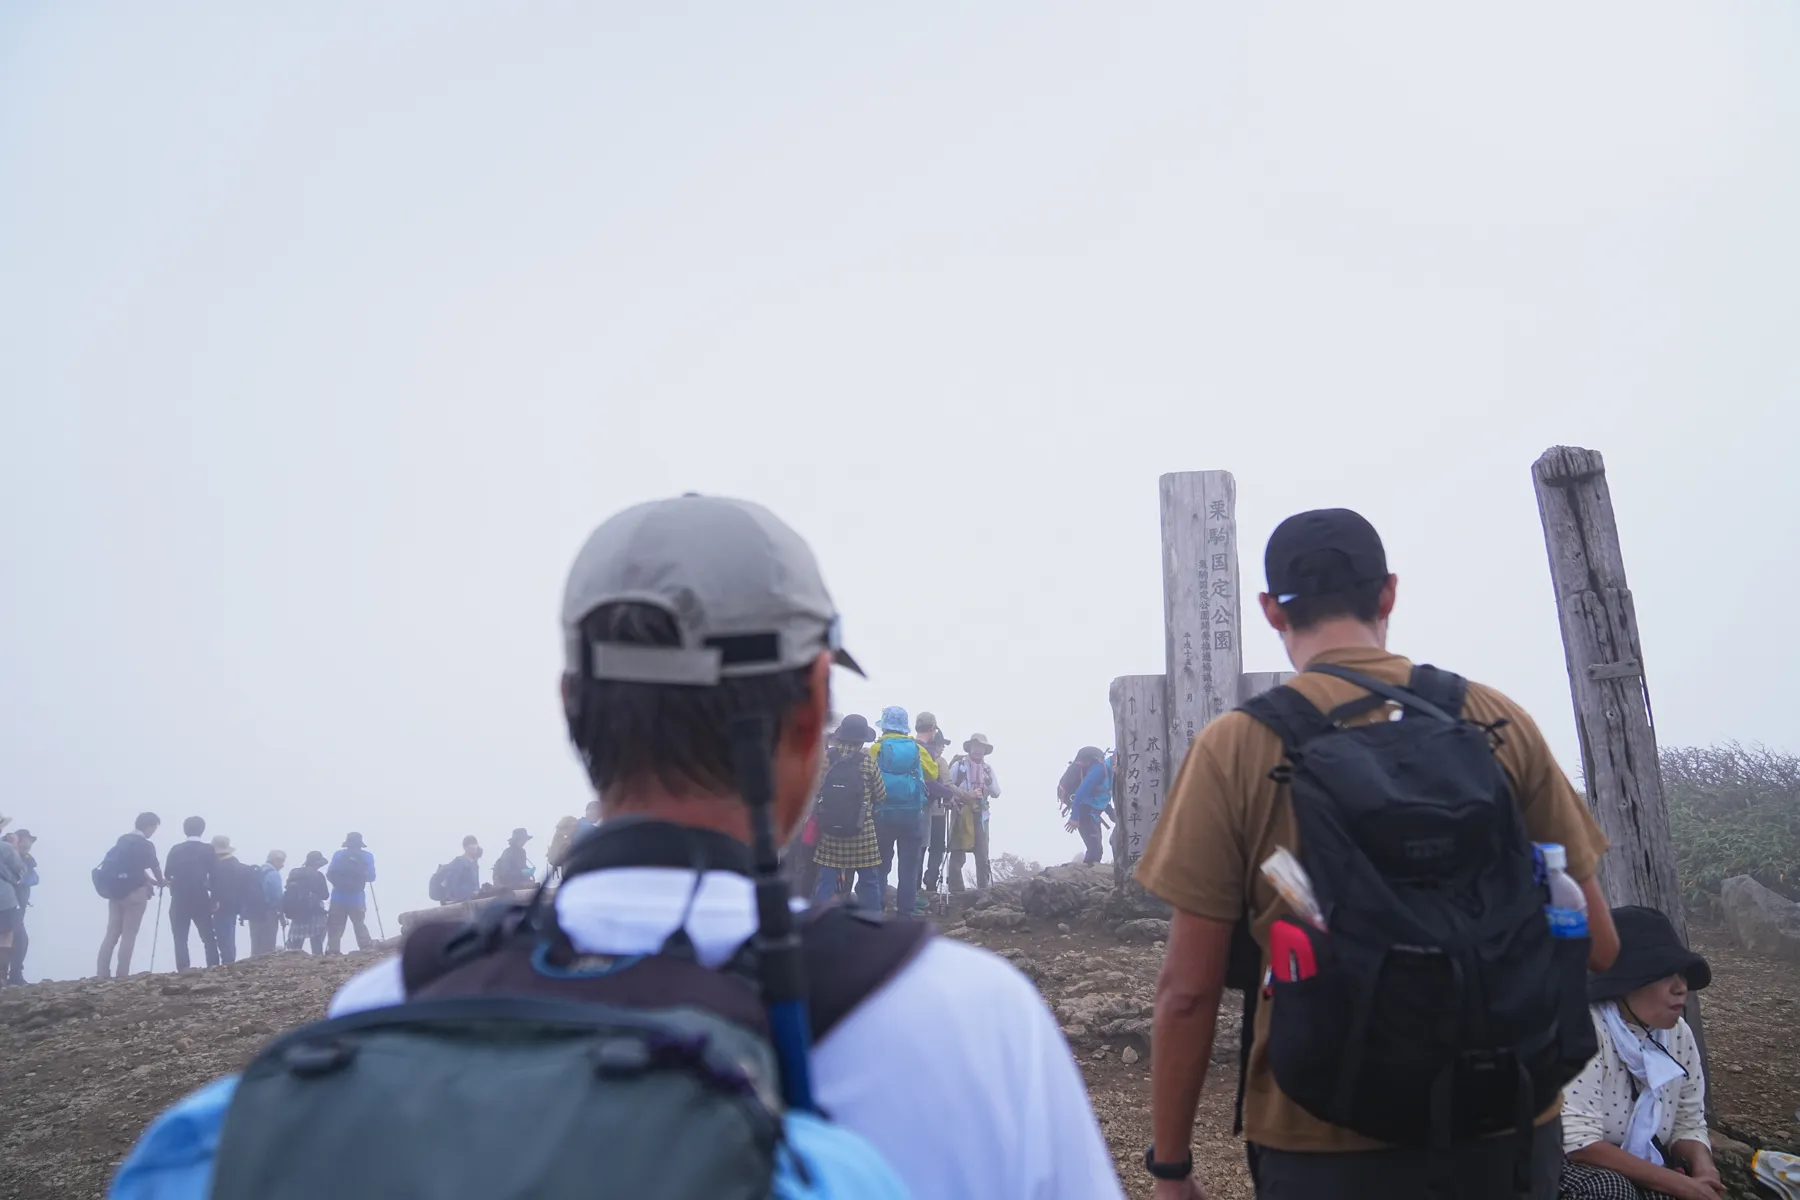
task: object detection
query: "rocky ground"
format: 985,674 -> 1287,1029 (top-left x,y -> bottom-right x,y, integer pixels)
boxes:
1,864 -> 1795,1199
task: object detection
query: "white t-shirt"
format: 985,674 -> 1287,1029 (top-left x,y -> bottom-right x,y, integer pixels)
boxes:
330,867 -> 1124,1200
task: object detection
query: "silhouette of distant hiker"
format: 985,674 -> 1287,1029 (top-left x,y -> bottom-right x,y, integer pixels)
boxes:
95,813 -> 164,979
244,850 -> 286,958
325,833 -> 376,955
283,852 -> 330,956
164,817 -> 220,971
492,829 -> 535,890
209,837 -> 245,966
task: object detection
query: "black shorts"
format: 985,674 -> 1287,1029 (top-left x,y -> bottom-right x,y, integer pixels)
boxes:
0,909 -> 19,938
1249,1118 -> 1564,1199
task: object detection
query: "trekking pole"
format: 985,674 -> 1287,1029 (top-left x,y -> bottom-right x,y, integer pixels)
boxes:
730,715 -> 816,1113
369,885 -> 386,941
150,887 -> 163,974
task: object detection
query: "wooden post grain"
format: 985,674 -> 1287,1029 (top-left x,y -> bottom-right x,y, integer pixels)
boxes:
1531,446 -> 1684,924
1533,446 -> 1708,1094
1160,471 -> 1245,764
1110,674 -> 1171,884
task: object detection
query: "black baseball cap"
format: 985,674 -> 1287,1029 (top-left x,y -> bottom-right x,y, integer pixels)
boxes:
1265,509 -> 1388,603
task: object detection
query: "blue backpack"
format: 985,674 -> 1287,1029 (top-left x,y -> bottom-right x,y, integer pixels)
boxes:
875,738 -> 927,813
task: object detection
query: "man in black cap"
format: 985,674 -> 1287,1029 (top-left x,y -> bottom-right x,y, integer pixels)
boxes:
1135,507 -> 1623,1200
492,828 -> 535,891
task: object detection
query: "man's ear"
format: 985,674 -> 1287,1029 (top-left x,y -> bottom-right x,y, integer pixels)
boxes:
1258,592 -> 1289,633
1377,574 -> 1398,619
781,653 -> 832,758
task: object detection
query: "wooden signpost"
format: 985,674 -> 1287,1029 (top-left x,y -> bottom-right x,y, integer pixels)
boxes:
1160,471 -> 1244,760
1110,674 -> 1170,884
1107,471 -> 1296,875
1532,445 -> 1706,1094
1531,446 -> 1684,926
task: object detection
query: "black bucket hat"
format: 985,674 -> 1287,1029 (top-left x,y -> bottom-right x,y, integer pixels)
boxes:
833,713 -> 877,745
1588,905 -> 1711,1002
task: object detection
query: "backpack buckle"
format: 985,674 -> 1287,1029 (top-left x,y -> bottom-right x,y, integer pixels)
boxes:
283,1040 -> 357,1078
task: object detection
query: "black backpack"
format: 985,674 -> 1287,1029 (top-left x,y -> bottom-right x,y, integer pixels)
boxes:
427,862 -> 455,904
814,756 -> 867,839
91,834 -> 141,900
328,850 -> 369,892
282,868 -> 325,920
208,821 -> 926,1199
1238,664 -> 1595,1169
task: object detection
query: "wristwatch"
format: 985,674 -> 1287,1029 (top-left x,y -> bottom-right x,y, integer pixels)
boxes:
1143,1146 -> 1193,1181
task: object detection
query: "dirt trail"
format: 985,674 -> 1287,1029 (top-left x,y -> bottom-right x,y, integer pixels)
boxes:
0,879 -> 1792,1200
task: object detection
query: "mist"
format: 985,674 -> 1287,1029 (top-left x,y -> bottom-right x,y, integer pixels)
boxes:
2,2 -> 1796,985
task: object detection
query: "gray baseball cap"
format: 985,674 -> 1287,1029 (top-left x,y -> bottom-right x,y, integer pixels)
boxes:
561,494 -> 865,686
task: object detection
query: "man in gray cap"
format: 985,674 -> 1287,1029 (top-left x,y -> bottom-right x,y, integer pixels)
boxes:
325,493 -> 1123,1200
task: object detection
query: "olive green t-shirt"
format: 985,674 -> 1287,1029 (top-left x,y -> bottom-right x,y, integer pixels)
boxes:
1135,645 -> 1608,1153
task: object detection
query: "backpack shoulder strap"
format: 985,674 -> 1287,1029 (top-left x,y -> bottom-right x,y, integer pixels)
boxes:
1306,662 -> 1459,724
400,901 -> 526,995
399,896 -> 931,1046
1406,663 -> 1468,718
797,907 -> 934,1043
1237,685 -> 1333,756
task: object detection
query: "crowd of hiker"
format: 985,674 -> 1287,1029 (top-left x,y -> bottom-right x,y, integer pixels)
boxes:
90,818 -> 384,977
784,707 -> 1006,916
86,494 -> 1762,1200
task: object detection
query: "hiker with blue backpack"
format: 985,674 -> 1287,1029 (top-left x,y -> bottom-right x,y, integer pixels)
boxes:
868,706 -> 938,917
111,493 -> 1123,1200
1067,747 -> 1114,865
1136,508 -> 1621,1200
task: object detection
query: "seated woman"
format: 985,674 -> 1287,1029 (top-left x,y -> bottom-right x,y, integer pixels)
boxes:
1560,905 -> 1721,1200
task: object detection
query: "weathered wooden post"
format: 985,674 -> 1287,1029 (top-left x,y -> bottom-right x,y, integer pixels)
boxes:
1532,445 -> 1708,1090
1161,471 -> 1244,761
1531,447 -> 1684,921
1106,474 -> 1275,884
1110,675 -> 1170,886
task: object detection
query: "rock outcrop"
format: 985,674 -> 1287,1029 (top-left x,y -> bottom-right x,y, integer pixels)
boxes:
1722,876 -> 1800,964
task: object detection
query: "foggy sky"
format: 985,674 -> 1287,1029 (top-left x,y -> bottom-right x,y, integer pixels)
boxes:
3,3 -> 1796,984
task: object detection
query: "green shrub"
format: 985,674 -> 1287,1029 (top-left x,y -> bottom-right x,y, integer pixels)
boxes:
1662,742 -> 1800,915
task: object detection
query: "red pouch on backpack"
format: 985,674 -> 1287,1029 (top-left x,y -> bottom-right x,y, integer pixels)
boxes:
1269,918 -> 1319,983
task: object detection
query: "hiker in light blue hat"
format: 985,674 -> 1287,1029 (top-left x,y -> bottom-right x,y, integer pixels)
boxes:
868,706 -> 938,915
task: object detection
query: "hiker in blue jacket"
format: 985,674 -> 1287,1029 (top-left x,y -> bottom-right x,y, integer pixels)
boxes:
1069,750 -> 1114,865
325,832 -> 376,955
